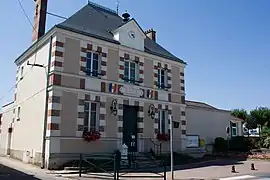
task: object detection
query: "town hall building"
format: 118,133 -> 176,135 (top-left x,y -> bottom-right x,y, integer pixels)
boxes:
0,1 -> 186,168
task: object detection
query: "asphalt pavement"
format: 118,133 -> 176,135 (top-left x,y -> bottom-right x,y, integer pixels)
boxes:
0,163 -> 40,180
218,173 -> 270,180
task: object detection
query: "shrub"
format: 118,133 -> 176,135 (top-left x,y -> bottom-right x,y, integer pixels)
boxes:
214,137 -> 228,153
229,136 -> 249,152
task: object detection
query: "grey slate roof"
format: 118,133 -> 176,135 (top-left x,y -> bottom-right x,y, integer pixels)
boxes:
56,2 -> 185,64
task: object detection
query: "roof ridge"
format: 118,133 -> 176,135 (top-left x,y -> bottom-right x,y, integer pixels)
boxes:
88,1 -> 117,15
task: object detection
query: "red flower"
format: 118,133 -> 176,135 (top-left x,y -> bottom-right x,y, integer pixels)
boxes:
156,133 -> 170,141
82,130 -> 101,142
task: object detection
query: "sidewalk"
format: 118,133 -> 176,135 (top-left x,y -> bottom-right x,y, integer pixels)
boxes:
1,155 -> 269,180
50,159 -> 270,180
0,156 -> 68,180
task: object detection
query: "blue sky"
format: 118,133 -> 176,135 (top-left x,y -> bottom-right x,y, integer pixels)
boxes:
0,0 -> 269,111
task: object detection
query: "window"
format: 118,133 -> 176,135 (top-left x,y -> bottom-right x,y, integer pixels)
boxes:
124,61 -> 139,83
20,66 -> 24,80
231,123 -> 237,137
158,110 -> 168,134
158,69 -> 168,89
84,101 -> 99,131
86,52 -> 100,77
17,107 -> 21,121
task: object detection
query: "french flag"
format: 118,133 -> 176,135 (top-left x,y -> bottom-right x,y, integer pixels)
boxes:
109,83 -> 117,93
147,89 -> 152,98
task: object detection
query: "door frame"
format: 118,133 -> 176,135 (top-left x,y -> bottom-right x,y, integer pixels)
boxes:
122,105 -> 138,152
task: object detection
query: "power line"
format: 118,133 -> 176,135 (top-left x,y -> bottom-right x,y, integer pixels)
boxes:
0,0 -> 43,104
0,87 -> 46,114
16,0 -> 34,29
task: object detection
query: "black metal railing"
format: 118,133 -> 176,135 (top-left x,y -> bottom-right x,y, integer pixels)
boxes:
150,138 -> 162,157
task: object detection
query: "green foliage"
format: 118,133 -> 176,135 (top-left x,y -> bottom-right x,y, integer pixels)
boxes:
231,109 -> 248,121
263,137 -> 270,148
250,107 -> 270,127
260,126 -> 270,148
214,137 -> 228,153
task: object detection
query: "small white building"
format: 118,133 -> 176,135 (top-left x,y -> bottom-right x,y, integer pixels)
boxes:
186,100 -> 243,148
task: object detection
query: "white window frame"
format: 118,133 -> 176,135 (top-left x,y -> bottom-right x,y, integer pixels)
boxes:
231,122 -> 237,137
158,109 -> 169,134
86,52 -> 100,77
158,68 -> 168,89
84,101 -> 100,131
124,60 -> 139,83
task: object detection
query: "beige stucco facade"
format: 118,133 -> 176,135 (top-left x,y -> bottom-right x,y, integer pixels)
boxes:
0,26 -> 186,168
186,100 -> 243,147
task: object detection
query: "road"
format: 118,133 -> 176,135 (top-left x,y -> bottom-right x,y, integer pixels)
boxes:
0,163 -> 41,180
218,173 -> 270,180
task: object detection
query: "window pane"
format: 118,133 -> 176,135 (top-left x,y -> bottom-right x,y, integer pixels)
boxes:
161,111 -> 166,134
84,102 -> 89,111
130,62 -> 135,69
90,112 -> 96,130
91,103 -> 97,111
86,52 -> 92,76
87,52 -> 92,58
158,70 -> 161,87
93,59 -> 98,71
161,70 -> 164,76
84,112 -> 89,130
158,111 -> 161,132
130,69 -> 135,80
93,53 -> 98,60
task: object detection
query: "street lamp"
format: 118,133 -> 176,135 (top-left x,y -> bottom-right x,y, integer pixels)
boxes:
169,115 -> 174,180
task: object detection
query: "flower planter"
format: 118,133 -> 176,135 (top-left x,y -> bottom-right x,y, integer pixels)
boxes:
82,130 -> 101,142
156,133 -> 170,142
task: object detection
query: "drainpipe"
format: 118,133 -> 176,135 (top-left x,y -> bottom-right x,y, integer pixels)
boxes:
41,36 -> 53,169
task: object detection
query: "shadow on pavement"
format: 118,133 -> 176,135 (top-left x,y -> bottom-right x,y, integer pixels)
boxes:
173,158 -> 245,171
0,163 -> 40,180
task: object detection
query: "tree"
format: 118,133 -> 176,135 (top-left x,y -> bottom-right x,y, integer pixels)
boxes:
250,107 -> 270,127
231,109 -> 249,121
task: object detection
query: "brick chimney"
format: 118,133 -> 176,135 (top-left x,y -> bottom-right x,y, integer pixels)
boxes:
32,0 -> 48,42
145,28 -> 156,42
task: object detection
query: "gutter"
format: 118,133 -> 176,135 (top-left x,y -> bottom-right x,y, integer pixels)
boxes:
41,36 -> 53,169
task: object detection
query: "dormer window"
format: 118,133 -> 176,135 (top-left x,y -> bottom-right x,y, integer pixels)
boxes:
157,68 -> 168,89
124,60 -> 139,84
86,52 -> 100,77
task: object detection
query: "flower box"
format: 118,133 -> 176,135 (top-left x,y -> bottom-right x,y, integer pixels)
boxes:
82,130 -> 101,142
156,133 -> 170,141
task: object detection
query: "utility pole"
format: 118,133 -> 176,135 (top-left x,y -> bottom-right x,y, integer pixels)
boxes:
169,115 -> 174,180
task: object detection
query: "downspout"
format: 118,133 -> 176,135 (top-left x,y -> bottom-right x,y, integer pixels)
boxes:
41,36 -> 53,169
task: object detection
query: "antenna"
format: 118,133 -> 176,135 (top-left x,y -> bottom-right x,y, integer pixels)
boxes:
116,0 -> 119,15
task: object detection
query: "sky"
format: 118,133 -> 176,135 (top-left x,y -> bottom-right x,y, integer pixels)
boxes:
0,0 -> 269,111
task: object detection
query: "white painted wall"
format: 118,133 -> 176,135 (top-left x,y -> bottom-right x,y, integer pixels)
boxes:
8,39 -> 51,156
0,103 -> 15,155
113,20 -> 145,51
186,107 -> 242,145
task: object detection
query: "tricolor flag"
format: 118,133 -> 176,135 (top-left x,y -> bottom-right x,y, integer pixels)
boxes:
109,83 -> 117,93
146,89 -> 153,99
